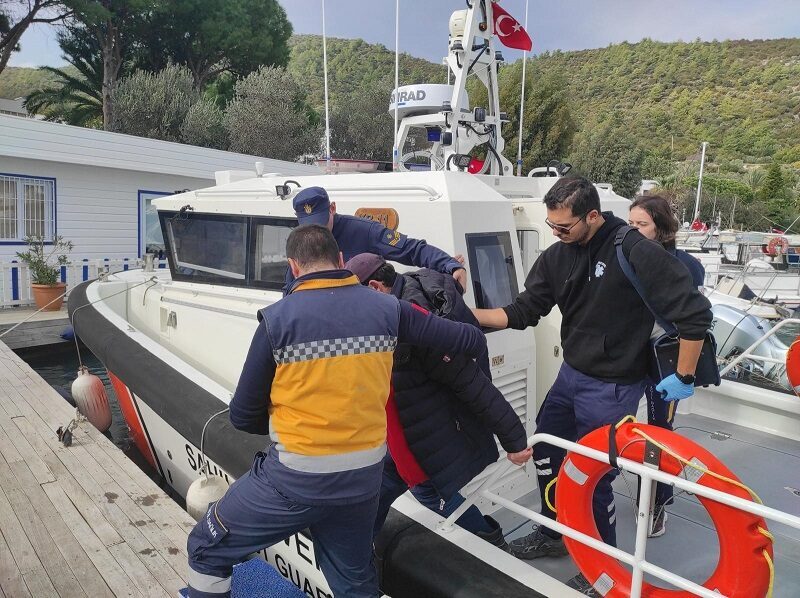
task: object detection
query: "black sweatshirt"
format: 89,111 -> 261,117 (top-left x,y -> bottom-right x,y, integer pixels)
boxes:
503,213 -> 712,383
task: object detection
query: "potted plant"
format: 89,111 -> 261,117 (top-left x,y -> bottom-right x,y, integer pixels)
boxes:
16,235 -> 73,311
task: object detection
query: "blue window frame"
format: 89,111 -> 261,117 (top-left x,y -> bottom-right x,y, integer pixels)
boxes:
0,172 -> 57,243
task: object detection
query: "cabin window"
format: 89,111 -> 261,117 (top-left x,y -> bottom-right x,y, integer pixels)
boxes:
162,213 -> 248,284
249,218 -> 297,290
517,229 -> 541,273
466,231 -> 519,309
139,190 -> 170,257
0,173 -> 55,242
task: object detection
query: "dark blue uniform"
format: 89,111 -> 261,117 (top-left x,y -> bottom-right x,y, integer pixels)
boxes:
285,213 -> 463,290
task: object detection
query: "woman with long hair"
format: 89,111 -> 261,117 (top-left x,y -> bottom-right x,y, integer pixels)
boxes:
628,194 -> 705,538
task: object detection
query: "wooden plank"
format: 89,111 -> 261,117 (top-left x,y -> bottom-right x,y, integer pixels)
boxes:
11,415 -> 125,547
0,458 -> 85,598
52,447 -> 187,593
0,414 -> 55,484
0,517 -> 31,598
0,423 -> 22,464
42,482 -> 141,598
107,543 -> 171,598
0,463 -> 58,597
10,463 -> 113,598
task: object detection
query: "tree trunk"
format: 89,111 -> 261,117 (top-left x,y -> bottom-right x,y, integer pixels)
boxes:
0,14 -> 35,76
99,20 -> 124,130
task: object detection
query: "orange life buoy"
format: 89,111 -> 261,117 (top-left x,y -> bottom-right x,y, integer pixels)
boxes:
556,423 -> 773,597
766,236 -> 789,256
787,338 -> 800,397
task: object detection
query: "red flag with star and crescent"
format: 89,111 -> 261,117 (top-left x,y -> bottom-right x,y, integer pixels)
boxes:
492,1 -> 532,51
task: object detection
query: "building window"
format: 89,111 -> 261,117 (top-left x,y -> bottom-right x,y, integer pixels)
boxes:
0,174 -> 55,241
466,231 -> 519,309
139,190 -> 170,257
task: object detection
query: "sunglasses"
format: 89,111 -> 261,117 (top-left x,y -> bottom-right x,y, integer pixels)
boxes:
545,213 -> 587,235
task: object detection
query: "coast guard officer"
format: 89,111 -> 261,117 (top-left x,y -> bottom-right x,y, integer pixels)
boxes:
287,186 -> 466,291
187,225 -> 487,598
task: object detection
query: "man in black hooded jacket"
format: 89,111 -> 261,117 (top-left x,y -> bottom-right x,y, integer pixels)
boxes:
473,176 -> 712,594
345,252 -> 531,550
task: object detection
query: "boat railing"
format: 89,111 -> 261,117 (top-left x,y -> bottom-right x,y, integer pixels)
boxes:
193,183 -> 443,201
713,260 -> 799,299
718,317 -> 800,376
442,430 -> 800,598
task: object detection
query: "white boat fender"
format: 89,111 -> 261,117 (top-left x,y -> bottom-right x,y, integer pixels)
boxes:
71,366 -> 112,433
187,476 -> 229,521
187,407 -> 231,520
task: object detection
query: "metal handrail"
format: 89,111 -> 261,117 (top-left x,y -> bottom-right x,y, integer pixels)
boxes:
719,317 -> 800,376
440,431 -> 800,598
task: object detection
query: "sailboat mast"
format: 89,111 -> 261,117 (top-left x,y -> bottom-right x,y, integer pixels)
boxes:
516,0 -> 529,177
692,141 -> 708,222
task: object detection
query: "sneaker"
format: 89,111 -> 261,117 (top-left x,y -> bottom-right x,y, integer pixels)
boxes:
566,573 -> 601,596
475,515 -> 510,552
508,525 -> 568,560
649,507 -> 668,538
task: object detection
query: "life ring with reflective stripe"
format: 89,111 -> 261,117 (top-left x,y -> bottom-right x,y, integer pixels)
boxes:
556,423 -> 774,597
787,338 -> 800,397
766,236 -> 789,256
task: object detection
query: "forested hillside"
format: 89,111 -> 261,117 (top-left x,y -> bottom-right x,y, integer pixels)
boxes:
286,35 -> 800,165
2,33 -> 798,225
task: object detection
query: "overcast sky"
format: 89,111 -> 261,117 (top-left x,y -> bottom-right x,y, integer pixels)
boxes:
8,0 -> 800,68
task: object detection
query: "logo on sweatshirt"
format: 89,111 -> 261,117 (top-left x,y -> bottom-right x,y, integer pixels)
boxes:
594,261 -> 606,278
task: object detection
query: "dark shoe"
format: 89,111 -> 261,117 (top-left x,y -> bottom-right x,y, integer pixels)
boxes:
475,515 -> 510,552
566,573 -> 600,596
649,507 -> 667,538
508,525 -> 568,560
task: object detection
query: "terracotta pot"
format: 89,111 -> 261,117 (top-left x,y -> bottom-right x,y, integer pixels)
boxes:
31,282 -> 66,311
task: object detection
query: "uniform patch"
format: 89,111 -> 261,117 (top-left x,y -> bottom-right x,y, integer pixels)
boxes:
383,230 -> 406,248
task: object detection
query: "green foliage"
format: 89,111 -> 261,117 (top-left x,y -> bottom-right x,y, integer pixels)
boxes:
759,162 -> 789,202
133,0 -> 292,88
181,99 -> 227,149
641,150 -> 676,180
23,26 -> 106,126
569,119 -> 645,199
329,81 -> 394,161
224,66 -> 321,161
111,65 -> 198,141
16,235 -> 73,286
498,61 -> 576,172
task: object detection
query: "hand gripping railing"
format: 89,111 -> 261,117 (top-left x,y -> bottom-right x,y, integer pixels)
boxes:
719,317 -> 800,376
439,432 -> 800,598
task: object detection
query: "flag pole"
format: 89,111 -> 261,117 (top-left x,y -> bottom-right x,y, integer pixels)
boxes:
322,0 -> 331,173
393,0 -> 400,171
516,0 -> 529,177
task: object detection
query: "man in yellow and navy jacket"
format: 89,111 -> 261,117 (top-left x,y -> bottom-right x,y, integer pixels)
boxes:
187,225 -> 487,598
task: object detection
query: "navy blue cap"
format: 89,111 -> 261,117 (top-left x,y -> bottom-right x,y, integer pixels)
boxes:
293,186 -> 330,226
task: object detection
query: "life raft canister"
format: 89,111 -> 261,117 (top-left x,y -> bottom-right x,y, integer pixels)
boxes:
766,236 -> 789,256
556,423 -> 773,598
787,337 -> 800,397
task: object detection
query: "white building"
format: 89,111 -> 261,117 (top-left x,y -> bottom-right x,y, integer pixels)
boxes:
0,114 -> 317,262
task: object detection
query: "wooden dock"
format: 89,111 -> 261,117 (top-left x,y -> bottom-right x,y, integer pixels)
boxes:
0,307 -> 71,350
0,339 -> 196,597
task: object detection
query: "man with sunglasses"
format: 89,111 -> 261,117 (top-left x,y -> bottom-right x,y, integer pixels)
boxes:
473,176 -> 711,594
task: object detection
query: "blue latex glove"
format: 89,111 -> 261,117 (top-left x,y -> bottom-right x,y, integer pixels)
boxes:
655,374 -> 694,402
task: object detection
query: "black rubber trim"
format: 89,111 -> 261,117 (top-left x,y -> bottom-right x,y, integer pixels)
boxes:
377,510 -> 547,597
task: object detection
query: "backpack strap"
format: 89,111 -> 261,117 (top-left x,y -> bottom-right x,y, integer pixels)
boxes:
614,226 -> 677,336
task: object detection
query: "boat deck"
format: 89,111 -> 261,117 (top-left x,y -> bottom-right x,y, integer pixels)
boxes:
0,339 -> 197,597
495,412 -> 800,596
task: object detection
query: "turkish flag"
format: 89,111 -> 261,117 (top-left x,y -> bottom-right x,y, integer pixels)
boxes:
492,2 -> 532,51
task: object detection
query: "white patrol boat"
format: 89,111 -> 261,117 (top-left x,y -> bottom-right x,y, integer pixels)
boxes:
69,2 -> 800,596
